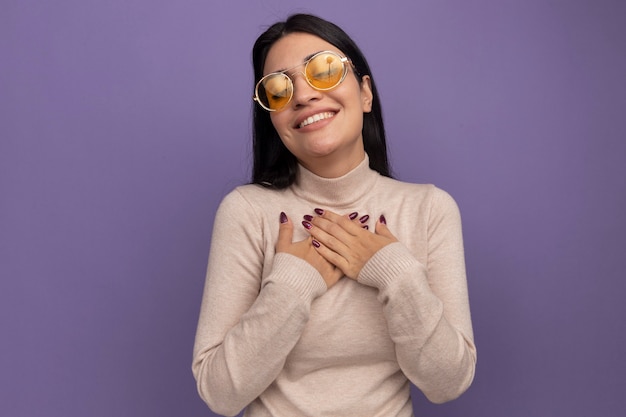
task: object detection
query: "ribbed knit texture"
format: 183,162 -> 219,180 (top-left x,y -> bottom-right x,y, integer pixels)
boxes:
192,155 -> 476,417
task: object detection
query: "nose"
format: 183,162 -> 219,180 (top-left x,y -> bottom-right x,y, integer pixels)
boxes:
290,72 -> 322,107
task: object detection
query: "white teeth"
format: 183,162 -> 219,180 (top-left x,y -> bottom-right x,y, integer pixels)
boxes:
299,112 -> 335,128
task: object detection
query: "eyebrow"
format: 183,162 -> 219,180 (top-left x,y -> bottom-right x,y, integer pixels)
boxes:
273,50 -> 324,73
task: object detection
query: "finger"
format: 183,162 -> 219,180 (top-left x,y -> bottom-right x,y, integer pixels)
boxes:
275,211 -> 294,252
309,217 -> 369,259
312,239 -> 350,275
314,209 -> 364,237
309,210 -> 365,233
304,219 -> 350,254
375,215 -> 398,241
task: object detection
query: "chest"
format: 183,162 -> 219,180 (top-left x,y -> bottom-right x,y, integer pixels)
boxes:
282,278 -> 396,376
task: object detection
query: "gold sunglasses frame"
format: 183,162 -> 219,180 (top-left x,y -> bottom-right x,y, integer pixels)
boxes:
253,50 -> 351,112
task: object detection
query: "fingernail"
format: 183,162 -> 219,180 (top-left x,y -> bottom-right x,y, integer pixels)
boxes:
303,214 -> 313,221
302,220 -> 312,229
379,214 -> 386,225
312,239 -> 321,248
280,212 -> 288,224
362,225 -> 369,230
314,208 -> 324,215
359,215 -> 369,224
349,212 -> 358,220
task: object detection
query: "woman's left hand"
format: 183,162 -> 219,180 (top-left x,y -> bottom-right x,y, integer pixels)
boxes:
302,209 -> 398,280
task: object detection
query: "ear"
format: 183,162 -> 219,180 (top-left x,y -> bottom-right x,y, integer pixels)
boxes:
359,75 -> 373,113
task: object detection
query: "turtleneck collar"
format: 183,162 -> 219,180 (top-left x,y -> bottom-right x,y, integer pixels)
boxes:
290,154 -> 380,208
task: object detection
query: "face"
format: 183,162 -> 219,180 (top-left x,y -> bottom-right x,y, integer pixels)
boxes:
263,32 -> 373,177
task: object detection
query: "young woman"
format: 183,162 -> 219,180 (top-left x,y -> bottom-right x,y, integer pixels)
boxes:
192,14 -> 476,417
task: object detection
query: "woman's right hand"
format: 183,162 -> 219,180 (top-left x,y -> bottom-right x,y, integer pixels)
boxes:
276,212 -> 344,288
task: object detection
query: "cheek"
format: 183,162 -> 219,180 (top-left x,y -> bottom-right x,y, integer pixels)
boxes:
269,113 -> 289,134
269,114 -> 295,145
333,82 -> 364,111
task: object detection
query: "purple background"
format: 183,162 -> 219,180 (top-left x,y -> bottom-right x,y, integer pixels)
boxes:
2,1 -> 625,416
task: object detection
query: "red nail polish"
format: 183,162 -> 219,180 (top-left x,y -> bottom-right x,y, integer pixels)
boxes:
302,220 -> 312,229
280,212 -> 287,224
359,215 -> 370,224
314,208 -> 324,215
362,225 -> 369,230
349,212 -> 358,220
312,239 -> 321,248
303,214 -> 313,221
379,215 -> 386,225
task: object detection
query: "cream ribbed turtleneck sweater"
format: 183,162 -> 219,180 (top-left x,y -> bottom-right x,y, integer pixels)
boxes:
192,155 -> 476,417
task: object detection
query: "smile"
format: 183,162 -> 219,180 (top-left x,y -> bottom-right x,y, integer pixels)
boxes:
298,112 -> 336,129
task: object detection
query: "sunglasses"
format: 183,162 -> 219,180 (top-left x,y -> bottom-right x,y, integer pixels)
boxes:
254,50 -> 352,112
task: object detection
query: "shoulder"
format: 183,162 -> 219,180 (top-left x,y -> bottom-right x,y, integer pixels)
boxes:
378,176 -> 461,217
210,184 -> 286,241
214,184 -> 289,225
218,183 -> 281,208
379,176 -> 456,203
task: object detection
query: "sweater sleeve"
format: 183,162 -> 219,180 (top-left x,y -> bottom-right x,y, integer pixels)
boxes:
357,187 -> 476,404
192,189 -> 327,416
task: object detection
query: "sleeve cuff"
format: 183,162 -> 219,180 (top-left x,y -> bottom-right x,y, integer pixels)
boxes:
357,242 -> 427,289
265,253 -> 328,302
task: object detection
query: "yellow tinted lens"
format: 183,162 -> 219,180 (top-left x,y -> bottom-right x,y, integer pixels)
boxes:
306,52 -> 345,90
259,73 -> 292,110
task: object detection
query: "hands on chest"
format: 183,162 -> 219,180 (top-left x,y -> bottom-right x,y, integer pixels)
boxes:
276,209 -> 398,288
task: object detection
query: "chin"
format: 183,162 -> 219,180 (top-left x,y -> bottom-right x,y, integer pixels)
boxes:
304,145 -> 340,159
296,138 -> 337,154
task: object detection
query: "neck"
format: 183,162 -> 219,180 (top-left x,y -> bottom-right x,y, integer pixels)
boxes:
297,147 -> 366,179
292,153 -> 378,207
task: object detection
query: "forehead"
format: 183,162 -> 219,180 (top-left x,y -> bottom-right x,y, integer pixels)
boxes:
263,32 -> 343,75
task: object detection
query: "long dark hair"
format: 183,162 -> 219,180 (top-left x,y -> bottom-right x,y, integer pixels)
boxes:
251,14 -> 391,188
